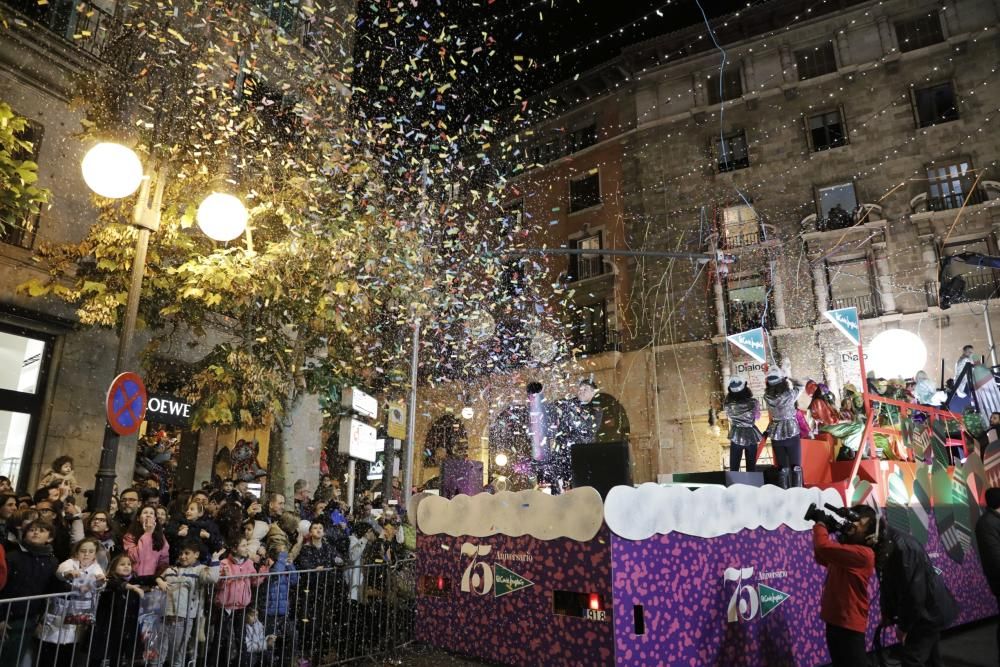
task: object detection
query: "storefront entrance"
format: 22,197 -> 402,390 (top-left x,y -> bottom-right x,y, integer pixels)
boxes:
0,323 -> 54,489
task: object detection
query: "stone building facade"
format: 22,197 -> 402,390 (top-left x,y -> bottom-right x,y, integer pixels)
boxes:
411,0 -> 1000,487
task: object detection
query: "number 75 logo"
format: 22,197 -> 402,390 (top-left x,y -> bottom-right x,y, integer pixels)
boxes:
461,542 -> 494,595
724,566 -> 759,622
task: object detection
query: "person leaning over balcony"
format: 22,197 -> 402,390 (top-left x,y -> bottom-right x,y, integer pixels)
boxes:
723,378 -> 762,473
763,370 -> 806,488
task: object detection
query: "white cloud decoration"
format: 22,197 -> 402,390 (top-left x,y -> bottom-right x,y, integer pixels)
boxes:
604,483 -> 845,541
416,487 -> 604,542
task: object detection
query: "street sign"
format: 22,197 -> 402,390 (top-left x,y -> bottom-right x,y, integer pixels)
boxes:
342,386 -> 378,419
823,307 -> 860,346
339,417 -> 378,462
387,401 -> 406,440
106,372 -> 147,436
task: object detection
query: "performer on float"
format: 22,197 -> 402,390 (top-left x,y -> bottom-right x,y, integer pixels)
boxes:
723,378 -> 762,472
763,370 -> 806,488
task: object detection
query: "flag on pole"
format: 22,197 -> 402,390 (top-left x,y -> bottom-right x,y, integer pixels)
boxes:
823,307 -> 861,346
727,328 -> 767,363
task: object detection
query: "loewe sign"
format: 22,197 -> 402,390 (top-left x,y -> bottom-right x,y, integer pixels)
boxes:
146,394 -> 193,426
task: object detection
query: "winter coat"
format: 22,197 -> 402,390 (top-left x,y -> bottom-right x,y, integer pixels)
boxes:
346,535 -> 369,601
0,544 -> 60,618
976,509 -> 1000,596
724,397 -> 762,448
161,560 -> 220,618
325,524 -> 350,565
263,551 -> 298,617
166,517 -> 222,564
878,527 -> 958,633
88,531 -> 121,572
39,468 -> 79,492
123,531 -> 170,576
89,574 -> 157,667
215,555 -> 260,610
764,380 -> 805,441
296,541 -> 336,571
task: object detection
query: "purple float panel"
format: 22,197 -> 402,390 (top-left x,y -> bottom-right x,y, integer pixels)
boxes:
416,528 -> 615,666
610,514 -> 997,667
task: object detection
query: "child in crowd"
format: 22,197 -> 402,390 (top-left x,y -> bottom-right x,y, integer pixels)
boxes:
155,539 -> 223,667
212,538 -> 261,664
39,455 -> 81,495
90,553 -> 163,667
37,537 -> 107,666
240,607 -> 276,666
263,543 -> 299,657
0,519 -> 59,665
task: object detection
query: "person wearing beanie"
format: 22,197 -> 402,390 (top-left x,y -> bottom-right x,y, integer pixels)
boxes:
976,487 -> 1000,664
723,378 -> 763,472
763,370 -> 806,488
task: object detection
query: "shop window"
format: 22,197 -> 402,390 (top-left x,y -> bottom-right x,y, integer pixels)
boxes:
927,160 -> 982,211
569,169 -> 601,213
815,182 -> 858,231
716,131 -> 749,172
827,257 -> 879,318
0,325 -> 54,490
895,14 -> 944,53
808,110 -> 847,152
722,204 -> 761,249
570,233 -> 603,281
795,42 -> 837,80
706,68 -> 743,105
0,119 -> 43,250
725,274 -> 772,333
914,82 -> 958,128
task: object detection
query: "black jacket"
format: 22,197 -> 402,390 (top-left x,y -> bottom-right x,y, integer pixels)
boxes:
976,509 -> 1000,596
0,546 -> 62,618
89,575 -> 158,666
878,527 -> 958,633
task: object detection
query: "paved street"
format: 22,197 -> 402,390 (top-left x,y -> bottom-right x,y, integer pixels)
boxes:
368,618 -> 999,666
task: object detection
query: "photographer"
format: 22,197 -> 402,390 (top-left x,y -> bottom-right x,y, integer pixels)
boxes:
808,503 -> 876,666
875,521 -> 957,666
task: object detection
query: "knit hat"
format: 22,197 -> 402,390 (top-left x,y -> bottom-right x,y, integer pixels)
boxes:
986,487 -> 1000,511
727,378 -> 746,393
765,370 -> 786,386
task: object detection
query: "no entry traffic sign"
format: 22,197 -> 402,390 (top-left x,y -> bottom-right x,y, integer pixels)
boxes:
106,372 -> 147,436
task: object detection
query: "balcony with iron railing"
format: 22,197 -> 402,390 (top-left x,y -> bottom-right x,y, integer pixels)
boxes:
830,293 -> 880,319
959,270 -> 1000,301
572,327 -> 621,356
725,300 -> 774,334
2,0 -> 127,62
720,223 -> 780,251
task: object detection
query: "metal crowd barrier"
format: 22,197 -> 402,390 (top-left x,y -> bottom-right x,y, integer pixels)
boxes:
0,556 -> 416,667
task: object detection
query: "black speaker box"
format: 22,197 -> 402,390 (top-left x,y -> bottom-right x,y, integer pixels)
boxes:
571,441 -> 632,499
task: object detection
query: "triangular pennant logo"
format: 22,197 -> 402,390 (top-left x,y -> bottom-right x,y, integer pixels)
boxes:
726,328 -> 766,363
757,583 -> 790,618
494,564 -> 534,598
823,307 -> 860,346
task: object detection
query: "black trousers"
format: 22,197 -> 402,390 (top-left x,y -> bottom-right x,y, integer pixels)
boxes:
729,444 -> 757,472
772,435 -> 802,469
825,623 -> 868,667
898,626 -> 942,667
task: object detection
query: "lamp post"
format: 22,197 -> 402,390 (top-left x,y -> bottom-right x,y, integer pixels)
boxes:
82,142 -> 248,511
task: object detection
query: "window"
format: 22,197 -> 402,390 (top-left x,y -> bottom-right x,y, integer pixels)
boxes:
569,169 -> 601,213
572,301 -> 609,355
927,160 -> 982,211
725,274 -> 772,332
567,124 -> 597,154
815,183 -> 858,231
795,42 -> 837,80
251,0 -> 300,32
0,119 -> 43,250
808,110 -> 847,152
570,233 -> 603,281
706,68 -> 743,105
914,82 -> 958,127
942,239 -> 1000,301
895,14 -> 944,53
721,204 -> 761,249
716,131 -> 749,172
0,325 -> 54,490
827,258 -> 878,318
532,138 -> 561,165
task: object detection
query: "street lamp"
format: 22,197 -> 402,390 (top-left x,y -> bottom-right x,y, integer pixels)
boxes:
81,141 -> 248,510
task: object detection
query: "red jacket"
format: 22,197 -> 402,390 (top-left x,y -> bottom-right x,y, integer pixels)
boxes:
812,524 -> 875,633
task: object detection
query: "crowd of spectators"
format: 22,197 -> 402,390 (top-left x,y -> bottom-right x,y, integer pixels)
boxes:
0,459 -> 413,666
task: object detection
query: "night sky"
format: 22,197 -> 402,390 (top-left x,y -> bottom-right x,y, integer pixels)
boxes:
352,0 -> 753,136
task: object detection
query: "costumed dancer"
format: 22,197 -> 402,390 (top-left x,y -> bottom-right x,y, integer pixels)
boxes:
763,370 -> 806,488
723,378 -> 762,473
806,380 -> 841,428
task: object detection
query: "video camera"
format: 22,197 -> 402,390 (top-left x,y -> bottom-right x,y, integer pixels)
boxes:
804,503 -> 859,533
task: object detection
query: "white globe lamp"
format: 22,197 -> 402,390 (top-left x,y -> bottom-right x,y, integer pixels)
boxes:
196,192 -> 248,242
81,142 -> 144,199
494,453 -> 508,467
868,329 -> 927,378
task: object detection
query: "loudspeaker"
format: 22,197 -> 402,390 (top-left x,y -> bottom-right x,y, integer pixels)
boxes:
571,441 -> 632,499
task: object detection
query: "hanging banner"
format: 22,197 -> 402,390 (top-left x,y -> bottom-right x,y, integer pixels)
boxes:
839,348 -> 868,389
732,360 -> 768,396
727,328 -> 766,364
824,307 -> 860,346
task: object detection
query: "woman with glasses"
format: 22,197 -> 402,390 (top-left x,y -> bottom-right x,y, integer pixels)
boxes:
84,510 -> 121,571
